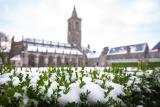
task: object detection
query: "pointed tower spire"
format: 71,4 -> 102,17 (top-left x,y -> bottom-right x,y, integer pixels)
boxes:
72,6 -> 77,18
68,6 -> 82,49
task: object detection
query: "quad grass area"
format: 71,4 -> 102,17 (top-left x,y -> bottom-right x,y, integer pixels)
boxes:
111,62 -> 160,68
0,64 -> 160,107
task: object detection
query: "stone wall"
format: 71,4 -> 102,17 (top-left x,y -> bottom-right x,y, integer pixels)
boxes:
22,51 -> 85,67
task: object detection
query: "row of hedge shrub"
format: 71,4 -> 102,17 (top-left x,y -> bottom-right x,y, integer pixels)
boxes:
112,62 -> 160,68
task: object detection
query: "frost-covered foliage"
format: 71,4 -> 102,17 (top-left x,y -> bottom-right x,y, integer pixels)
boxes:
153,68 -> 160,87
0,66 -> 160,107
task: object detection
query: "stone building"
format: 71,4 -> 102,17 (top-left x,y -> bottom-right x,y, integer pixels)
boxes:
10,7 -> 86,67
99,47 -> 109,66
147,41 -> 160,62
101,42 -> 160,66
86,51 -> 101,67
106,43 -> 149,65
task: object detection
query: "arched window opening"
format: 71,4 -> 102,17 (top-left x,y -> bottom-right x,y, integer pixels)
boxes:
28,54 -> 35,67
39,55 -> 45,67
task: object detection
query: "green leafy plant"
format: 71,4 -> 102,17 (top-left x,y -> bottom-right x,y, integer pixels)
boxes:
104,86 -> 114,98
79,77 -> 85,88
80,90 -> 90,106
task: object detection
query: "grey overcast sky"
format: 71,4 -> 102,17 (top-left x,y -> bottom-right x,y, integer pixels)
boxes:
0,0 -> 160,50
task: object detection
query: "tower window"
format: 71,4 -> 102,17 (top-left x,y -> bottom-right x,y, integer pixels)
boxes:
69,22 -> 72,30
76,22 -> 79,31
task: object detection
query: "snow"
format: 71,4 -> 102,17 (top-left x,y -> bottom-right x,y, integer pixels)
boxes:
106,73 -> 114,81
108,43 -> 146,55
82,76 -> 92,83
14,92 -> 22,99
86,51 -> 101,58
95,79 -> 103,85
22,86 -> 27,92
39,86 -> 46,94
49,73 -> 56,81
0,73 -> 11,85
136,72 -> 144,76
133,85 -> 141,92
58,83 -> 80,105
0,67 -> 157,106
149,49 -> 158,52
46,87 -> 53,97
108,47 -> 127,55
50,81 -> 58,90
28,70 -> 40,90
10,54 -> 21,61
127,76 -> 141,86
81,82 -> 106,104
130,44 -> 146,53
105,82 -> 124,100
12,76 -> 20,86
144,70 -> 153,78
127,67 -> 138,72
23,94 -> 29,105
27,44 -> 82,55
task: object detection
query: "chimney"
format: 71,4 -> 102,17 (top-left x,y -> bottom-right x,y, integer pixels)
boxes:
127,46 -> 130,54
87,44 -> 90,49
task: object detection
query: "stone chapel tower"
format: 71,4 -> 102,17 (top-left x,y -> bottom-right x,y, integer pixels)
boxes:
68,6 -> 81,49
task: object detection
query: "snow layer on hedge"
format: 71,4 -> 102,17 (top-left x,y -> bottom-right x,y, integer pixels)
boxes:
58,83 -> 80,105
12,76 -> 20,86
0,73 -> 11,85
105,82 -> 124,100
0,67 -> 156,106
81,81 -> 106,104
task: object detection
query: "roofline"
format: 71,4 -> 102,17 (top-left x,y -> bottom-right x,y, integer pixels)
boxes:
68,17 -> 82,21
109,42 -> 148,49
107,42 -> 148,55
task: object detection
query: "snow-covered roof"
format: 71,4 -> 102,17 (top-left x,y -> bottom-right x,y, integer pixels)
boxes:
86,51 -> 101,59
82,46 -> 102,58
27,43 -> 82,55
152,41 -> 160,50
10,54 -> 21,61
22,38 -> 83,55
0,48 -> 10,53
149,49 -> 158,52
108,43 -> 147,55
82,47 -> 92,54
24,38 -> 71,47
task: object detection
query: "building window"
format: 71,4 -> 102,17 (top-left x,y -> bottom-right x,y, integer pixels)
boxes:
69,22 -> 72,31
76,22 -> 79,31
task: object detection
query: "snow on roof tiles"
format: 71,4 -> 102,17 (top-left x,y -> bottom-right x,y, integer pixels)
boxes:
108,43 -> 147,55
27,43 -> 82,55
24,38 -> 71,47
86,51 -> 101,58
10,54 -> 21,61
152,41 -> 160,50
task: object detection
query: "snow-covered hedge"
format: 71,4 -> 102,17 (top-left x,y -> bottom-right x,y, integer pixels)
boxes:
0,66 -> 160,107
